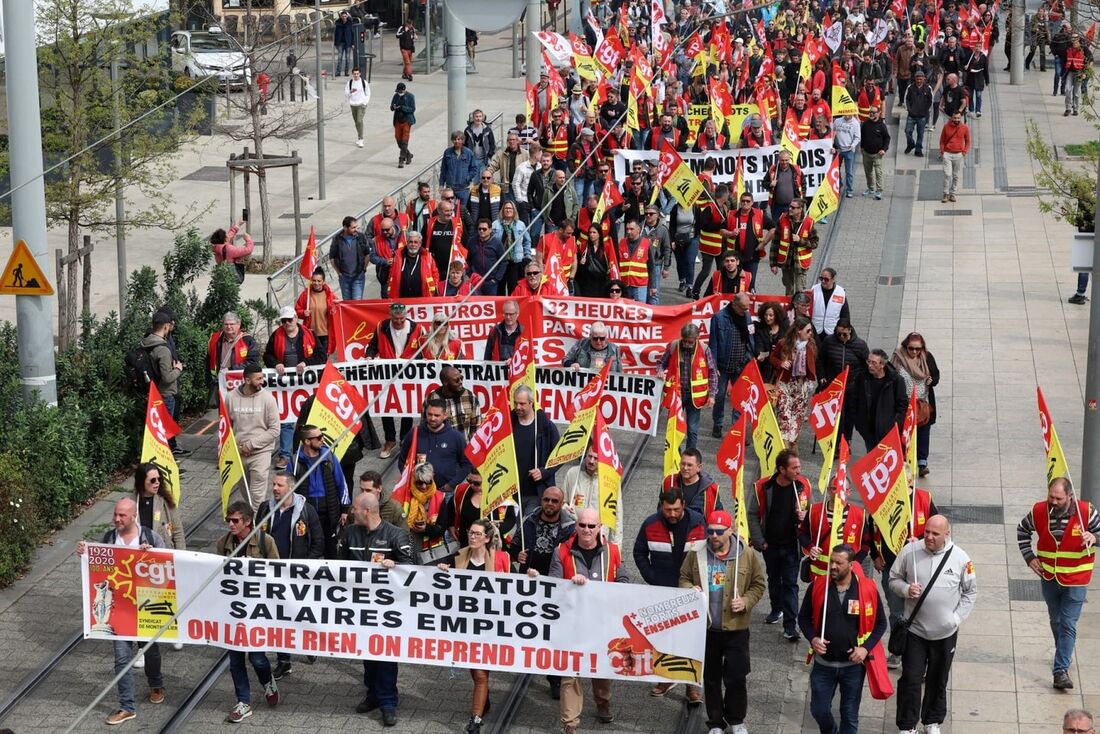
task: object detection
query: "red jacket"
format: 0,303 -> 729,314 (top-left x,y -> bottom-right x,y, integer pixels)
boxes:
387,246 -> 440,298
939,121 -> 971,155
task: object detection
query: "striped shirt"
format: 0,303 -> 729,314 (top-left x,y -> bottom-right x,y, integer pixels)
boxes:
1017,502 -> 1100,563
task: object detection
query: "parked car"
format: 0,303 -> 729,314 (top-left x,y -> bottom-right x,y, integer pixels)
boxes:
170,28 -> 251,88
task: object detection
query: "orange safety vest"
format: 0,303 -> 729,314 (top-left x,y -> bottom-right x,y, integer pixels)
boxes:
697,201 -> 726,257
557,536 -> 621,580
806,503 -> 867,576
1034,500 -> 1095,586
911,489 -> 932,538
546,123 -> 570,159
386,246 -> 439,298
665,339 -> 710,409
754,475 -> 812,521
790,105 -> 813,139
617,236 -> 651,287
857,88 -> 882,122
727,207 -> 765,259
1066,47 -> 1086,71
775,213 -> 814,270
710,269 -> 752,295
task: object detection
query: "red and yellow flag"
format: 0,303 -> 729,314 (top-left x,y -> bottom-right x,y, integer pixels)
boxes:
809,366 -> 848,492
141,382 -> 182,505
306,362 -> 368,460
718,414 -> 751,543
593,413 -> 623,531
828,437 -> 851,551
850,426 -> 911,554
1037,386 -> 1071,484
546,361 -> 610,468
780,108 -> 802,160
466,389 -> 522,515
729,359 -> 784,476
802,152 -> 841,236
657,139 -> 705,209
507,336 -> 538,409
663,383 -> 687,478
733,155 -> 746,201
593,33 -> 626,77
901,386 -> 919,483
569,34 -> 600,81
299,225 -> 318,280
216,390 -> 245,514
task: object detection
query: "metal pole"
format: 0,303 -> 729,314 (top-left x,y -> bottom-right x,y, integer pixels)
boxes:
1011,0 -> 1025,85
2,0 -> 58,405
1081,146 -> 1100,505
110,57 -> 127,319
526,0 -> 542,85
315,0 -> 326,200
1072,0 -> 1079,30
445,2 -> 466,140
426,0 -> 433,72
569,0 -> 581,36
512,20 -> 520,78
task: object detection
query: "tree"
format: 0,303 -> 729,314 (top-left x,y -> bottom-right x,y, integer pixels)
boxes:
34,0 -> 205,345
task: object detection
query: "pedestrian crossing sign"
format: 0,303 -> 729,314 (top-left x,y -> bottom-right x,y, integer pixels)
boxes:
0,240 -> 53,296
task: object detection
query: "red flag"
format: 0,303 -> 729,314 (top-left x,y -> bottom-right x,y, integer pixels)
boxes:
684,30 -> 706,61
809,367 -> 848,445
834,436 -> 851,504
891,0 -> 907,21
823,11 -> 832,27
728,358 -> 770,429
392,425 -> 419,500
832,60 -> 849,89
717,413 -> 749,480
299,225 -> 318,280
1087,22 -> 1098,45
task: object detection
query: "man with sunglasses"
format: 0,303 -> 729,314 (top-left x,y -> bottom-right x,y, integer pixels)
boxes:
466,218 -> 506,295
562,321 -> 623,372
542,508 -> 630,732
291,425 -> 350,560
721,192 -> 774,292
809,268 -> 851,343
679,510 -> 766,734
467,170 -> 502,224
265,307 -> 322,470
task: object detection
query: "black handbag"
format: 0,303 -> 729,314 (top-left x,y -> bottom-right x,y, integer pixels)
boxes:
888,546 -> 953,656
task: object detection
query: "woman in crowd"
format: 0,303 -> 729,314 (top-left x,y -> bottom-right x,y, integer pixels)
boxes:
438,471 -> 518,550
436,520 -> 512,734
770,317 -> 818,448
574,224 -> 617,298
891,332 -> 940,477
422,315 -> 464,360
133,462 -> 185,651
491,200 -> 531,295
756,301 -> 789,384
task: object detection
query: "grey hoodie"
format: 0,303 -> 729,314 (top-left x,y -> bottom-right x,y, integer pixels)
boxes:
889,539 -> 977,641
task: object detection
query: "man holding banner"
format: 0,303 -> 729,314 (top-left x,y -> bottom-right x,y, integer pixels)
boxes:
1017,477 -> 1100,690
679,510 -> 766,734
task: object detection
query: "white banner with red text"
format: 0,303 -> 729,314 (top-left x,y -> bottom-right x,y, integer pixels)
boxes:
612,138 -> 835,203
81,546 -> 706,684
220,360 -> 663,435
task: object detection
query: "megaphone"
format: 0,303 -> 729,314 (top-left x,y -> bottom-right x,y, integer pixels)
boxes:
445,0 -> 528,32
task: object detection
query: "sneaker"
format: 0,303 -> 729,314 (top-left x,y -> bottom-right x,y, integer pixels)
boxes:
264,679 -> 280,706
765,611 -> 783,624
227,702 -> 252,723
949,194 -> 957,202
106,710 -> 136,725
904,144 -> 914,154
466,716 -> 483,733
382,709 -> 397,726
380,441 -> 396,459
357,139 -> 364,148
1054,670 -> 1075,689
398,157 -> 405,169
686,686 -> 703,705
783,630 -> 800,642
919,466 -> 930,478
874,191 -> 883,200
731,726 -> 749,734
708,729 -> 725,734
915,150 -> 924,157
862,188 -> 872,196
924,725 -> 942,734
374,31 -> 381,38
1074,110 -> 1080,116
172,642 -> 183,651
887,653 -> 902,669
133,653 -> 145,669
149,687 -> 165,704
649,682 -> 676,697
846,191 -> 853,198
356,696 -> 380,714
272,660 -> 292,680
898,729 -> 917,734
1069,293 -> 1089,305
976,112 -> 982,118
596,702 -> 614,723
1065,110 -> 1072,116
171,446 -> 191,457
274,457 -> 288,470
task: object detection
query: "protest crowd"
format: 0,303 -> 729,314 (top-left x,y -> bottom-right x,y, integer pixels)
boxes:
81,0 -> 1100,732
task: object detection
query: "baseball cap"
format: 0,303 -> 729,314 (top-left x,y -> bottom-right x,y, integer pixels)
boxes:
707,510 -> 733,528
277,305 -> 295,320
389,302 -> 407,314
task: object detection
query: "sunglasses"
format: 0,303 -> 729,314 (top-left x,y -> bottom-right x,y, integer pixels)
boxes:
226,517 -> 244,524
468,480 -> 483,486
280,318 -> 294,324
526,271 -> 541,277
609,288 -> 622,293
706,528 -> 728,536
148,476 -> 161,483
382,228 -> 394,234
577,523 -> 600,529
591,335 -> 607,341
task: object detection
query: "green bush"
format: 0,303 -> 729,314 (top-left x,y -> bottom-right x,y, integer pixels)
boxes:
0,229 -> 251,584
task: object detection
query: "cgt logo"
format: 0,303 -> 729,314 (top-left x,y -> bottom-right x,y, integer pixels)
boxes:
148,400 -> 171,444
857,446 -> 898,501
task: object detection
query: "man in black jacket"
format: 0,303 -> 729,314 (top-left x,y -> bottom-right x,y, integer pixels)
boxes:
292,425 -> 350,559
818,320 -> 870,445
903,71 -> 933,156
855,349 -> 908,451
339,493 -> 413,726
264,472 -> 324,680
860,106 -> 890,200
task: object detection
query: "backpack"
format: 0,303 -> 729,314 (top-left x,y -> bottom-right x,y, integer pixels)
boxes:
123,344 -> 160,392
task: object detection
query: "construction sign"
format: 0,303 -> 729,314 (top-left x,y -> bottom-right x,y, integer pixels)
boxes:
0,240 -> 53,296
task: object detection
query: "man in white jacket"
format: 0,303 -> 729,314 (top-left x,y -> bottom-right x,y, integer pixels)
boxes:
345,67 -> 371,148
888,515 -> 977,734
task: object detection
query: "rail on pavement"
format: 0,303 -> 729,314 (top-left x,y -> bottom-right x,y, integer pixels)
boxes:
264,112 -> 506,337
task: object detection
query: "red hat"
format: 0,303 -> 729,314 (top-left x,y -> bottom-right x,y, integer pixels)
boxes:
707,510 -> 733,528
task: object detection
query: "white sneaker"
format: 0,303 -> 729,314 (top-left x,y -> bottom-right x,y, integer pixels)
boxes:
731,725 -> 749,734
708,728 -> 724,734
356,139 -> 364,148
923,725 -> 942,734
172,642 -> 183,651
899,729 -> 917,734
133,653 -> 145,669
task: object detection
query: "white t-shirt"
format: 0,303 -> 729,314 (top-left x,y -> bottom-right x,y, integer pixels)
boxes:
345,78 -> 371,107
391,322 -> 411,356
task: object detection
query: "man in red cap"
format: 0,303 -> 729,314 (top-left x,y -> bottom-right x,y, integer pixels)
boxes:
679,510 -> 765,734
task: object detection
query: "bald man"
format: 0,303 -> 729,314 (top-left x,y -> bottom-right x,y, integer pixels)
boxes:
888,515 -> 976,734
76,498 -> 167,725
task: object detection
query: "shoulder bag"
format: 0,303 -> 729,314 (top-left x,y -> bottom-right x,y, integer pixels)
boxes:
887,546 -> 953,656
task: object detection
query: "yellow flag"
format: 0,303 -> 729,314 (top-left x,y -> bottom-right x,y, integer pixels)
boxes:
664,387 -> 687,478
217,392 -> 246,514
141,383 -> 182,506
752,401 -> 784,478
657,140 -> 705,209
507,337 -> 538,409
594,414 -> 623,532
806,152 -> 841,225
545,364 -> 608,468
1037,386 -> 1071,484
832,85 -> 859,117
799,48 -> 813,84
626,92 -> 640,133
466,390 -> 522,514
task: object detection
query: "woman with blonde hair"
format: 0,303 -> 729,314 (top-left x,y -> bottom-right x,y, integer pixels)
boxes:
422,314 -> 464,360
437,519 -> 512,734
890,332 -> 940,477
770,317 -> 818,447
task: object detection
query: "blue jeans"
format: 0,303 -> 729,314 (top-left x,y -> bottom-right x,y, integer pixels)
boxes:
1040,579 -> 1088,674
711,371 -> 739,429
684,402 -> 700,450
743,260 -> 760,291
279,423 -> 294,460
838,149 -> 856,195
917,424 -> 931,466
363,659 -> 400,711
762,543 -> 800,635
114,641 -> 162,713
1077,272 -> 1090,296
574,178 -> 593,204
338,272 -> 365,300
452,188 -> 471,208
968,89 -> 983,114
162,394 -> 178,450
771,203 -> 790,222
674,236 -> 698,287
809,662 -> 866,734
335,45 -> 352,75
528,216 -> 544,244
905,115 -> 928,152
627,285 -> 647,302
1054,55 -> 1066,93
228,650 -> 272,705
647,263 -> 662,304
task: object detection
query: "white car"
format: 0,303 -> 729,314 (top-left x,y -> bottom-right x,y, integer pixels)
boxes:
170,29 -> 251,88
